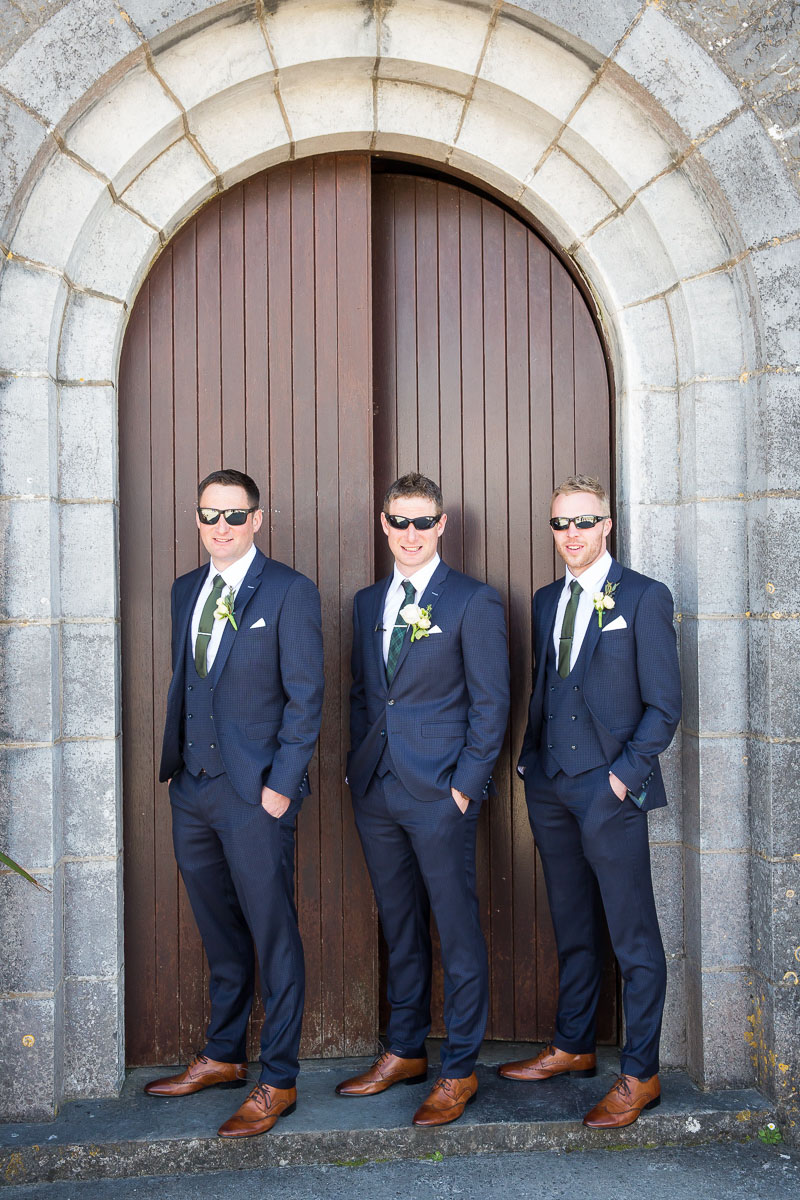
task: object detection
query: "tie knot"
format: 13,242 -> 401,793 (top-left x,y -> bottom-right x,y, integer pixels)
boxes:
570,579 -> 581,597
211,573 -> 225,595
403,579 -> 416,603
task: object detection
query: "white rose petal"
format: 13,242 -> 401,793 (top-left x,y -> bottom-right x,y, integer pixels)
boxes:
603,595 -> 615,609
593,592 -> 604,605
417,615 -> 431,629
400,603 -> 422,624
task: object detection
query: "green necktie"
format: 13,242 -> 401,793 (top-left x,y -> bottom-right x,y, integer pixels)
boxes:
194,574 -> 226,679
386,579 -> 416,684
557,579 -> 582,679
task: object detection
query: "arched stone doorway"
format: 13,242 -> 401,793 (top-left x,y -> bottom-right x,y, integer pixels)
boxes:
118,153 -> 613,1065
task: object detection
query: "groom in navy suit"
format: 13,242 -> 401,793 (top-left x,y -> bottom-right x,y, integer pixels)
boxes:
145,469 -> 323,1139
499,474 -> 681,1128
337,473 -> 510,1125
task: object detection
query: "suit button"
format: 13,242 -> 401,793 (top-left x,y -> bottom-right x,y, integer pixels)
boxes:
209,687 -> 213,692
210,743 -> 216,749
570,715 -> 577,721
187,714 -> 193,720
380,730 -> 386,737
187,741 -> 193,747
571,745 -> 577,750
548,743 -> 553,749
387,699 -> 395,706
550,686 -> 555,692
187,685 -> 193,691
547,714 -> 553,720
573,685 -> 579,691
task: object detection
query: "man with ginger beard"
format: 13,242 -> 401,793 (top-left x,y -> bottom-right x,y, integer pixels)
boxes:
499,474 -> 681,1129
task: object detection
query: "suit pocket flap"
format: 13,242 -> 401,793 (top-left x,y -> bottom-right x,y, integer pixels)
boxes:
246,719 -> 281,739
421,721 -> 468,739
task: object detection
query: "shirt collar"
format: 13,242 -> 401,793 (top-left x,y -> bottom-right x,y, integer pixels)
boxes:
391,552 -> 441,600
209,543 -> 257,590
564,549 -> 612,597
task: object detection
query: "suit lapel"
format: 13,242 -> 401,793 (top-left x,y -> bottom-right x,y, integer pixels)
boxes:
534,580 -> 561,691
210,550 -> 267,682
373,577 -> 393,689
580,557 -> 623,671
388,560 -> 450,685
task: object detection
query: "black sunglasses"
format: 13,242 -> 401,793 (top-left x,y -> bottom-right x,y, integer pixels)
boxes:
385,513 -> 441,530
197,506 -> 258,526
549,514 -> 607,531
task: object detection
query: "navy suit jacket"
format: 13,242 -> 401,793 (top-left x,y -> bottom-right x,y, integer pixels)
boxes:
518,558 -> 681,811
159,548 -> 324,806
348,560 -> 510,803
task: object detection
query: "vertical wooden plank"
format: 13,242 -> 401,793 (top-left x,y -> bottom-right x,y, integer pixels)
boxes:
550,257 -> 576,486
196,203 -> 222,479
436,182 -> 464,573
267,165 -> 294,565
120,287 -> 156,1065
220,185 -> 246,466
459,190 -> 486,582
414,178 -> 440,484
573,293 -> 610,487
393,176 -> 419,474
371,177 -> 398,580
243,173 -> 270,509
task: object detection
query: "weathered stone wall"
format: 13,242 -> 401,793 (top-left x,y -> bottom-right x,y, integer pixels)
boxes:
0,0 -> 797,1131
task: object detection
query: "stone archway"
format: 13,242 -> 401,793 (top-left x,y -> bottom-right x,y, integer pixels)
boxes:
1,0 -> 795,1122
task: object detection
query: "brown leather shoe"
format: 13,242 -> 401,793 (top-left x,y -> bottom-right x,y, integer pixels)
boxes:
217,1082 -> 297,1138
412,1073 -> 478,1126
583,1073 -> 661,1128
498,1044 -> 597,1082
335,1050 -> 428,1096
143,1053 -> 248,1097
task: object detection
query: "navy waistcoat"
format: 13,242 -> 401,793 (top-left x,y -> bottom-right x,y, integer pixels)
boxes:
539,638 -> 607,779
182,625 -> 225,778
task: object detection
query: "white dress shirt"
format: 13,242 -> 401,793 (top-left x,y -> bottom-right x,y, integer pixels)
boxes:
191,543 -> 257,672
382,553 -> 441,665
552,550 -> 613,673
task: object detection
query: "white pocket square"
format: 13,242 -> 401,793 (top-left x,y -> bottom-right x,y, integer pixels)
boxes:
602,615 -> 627,632
250,617 -> 266,629
429,625 -> 442,634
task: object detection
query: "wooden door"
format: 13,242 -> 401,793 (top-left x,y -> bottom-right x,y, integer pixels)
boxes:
120,154 -> 377,1065
120,157 -> 616,1066
371,170 -> 616,1041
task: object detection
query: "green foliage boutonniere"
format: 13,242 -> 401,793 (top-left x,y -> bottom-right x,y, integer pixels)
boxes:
214,586 -> 238,631
592,580 -> 619,628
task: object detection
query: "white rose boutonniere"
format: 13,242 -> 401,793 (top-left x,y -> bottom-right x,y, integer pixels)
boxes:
592,580 -> 619,628
214,585 -> 238,631
400,602 -> 438,642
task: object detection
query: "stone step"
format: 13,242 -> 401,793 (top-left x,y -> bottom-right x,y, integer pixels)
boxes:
0,1046 -> 775,1189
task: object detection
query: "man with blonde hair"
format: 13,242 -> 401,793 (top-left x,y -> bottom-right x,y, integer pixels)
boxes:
499,474 -> 681,1129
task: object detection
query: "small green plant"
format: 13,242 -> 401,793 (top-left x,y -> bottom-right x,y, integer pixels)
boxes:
0,851 -> 50,892
424,1150 -> 444,1162
758,1122 -> 782,1145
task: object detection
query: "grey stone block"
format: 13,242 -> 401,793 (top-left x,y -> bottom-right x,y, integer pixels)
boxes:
660,954 -> 686,1068
64,858 -> 121,978
59,503 -> 117,619
672,265 -> 756,382
698,850 -> 750,970
0,745 -> 57,868
679,615 -> 700,732
748,739 -> 800,861
750,855 -> 776,982
763,618 -> 800,742
695,968 -> 754,1088
0,997 -> 57,1122
693,501 -> 747,614
680,379 -> 749,500
748,618 -> 772,741
0,498 -> 57,621
0,92 -> 49,241
60,622 -> 118,739
126,0 -> 240,41
0,376 -> 57,498
58,385 -> 116,501
510,0 -> 640,58
749,373 -> 800,494
58,290 -> 125,384
0,0 -> 141,126
0,870 -> 54,992
614,6 -> 740,140
63,977 -> 123,1099
627,390 -> 679,506
628,502 -> 679,594
695,618 -> 749,733
684,953 -> 703,1080
683,845 -> 702,966
770,861 -> 800,988
650,843 -> 683,958
751,238 -> 800,371
0,623 -> 58,743
61,738 -> 120,858
701,111 -> 800,247
0,260 -> 66,375
684,735 -> 749,853
748,497 -> 800,615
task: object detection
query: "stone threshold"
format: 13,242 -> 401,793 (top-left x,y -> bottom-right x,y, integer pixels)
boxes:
0,1045 -> 774,1189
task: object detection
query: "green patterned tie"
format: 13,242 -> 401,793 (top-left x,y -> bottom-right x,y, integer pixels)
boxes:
557,579 -> 582,678
194,574 -> 226,679
386,579 -> 416,684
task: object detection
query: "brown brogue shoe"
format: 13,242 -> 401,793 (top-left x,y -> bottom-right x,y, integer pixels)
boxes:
144,1053 -> 248,1097
582,1073 -> 661,1128
217,1082 -> 297,1138
498,1044 -> 597,1082
412,1073 -> 478,1127
335,1051 -> 428,1096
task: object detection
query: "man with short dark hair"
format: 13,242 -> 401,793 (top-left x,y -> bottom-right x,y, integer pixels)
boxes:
337,472 -> 510,1126
499,474 -> 681,1129
145,468 -> 324,1139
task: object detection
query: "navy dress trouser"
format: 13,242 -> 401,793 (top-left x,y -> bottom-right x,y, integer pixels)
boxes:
525,762 -> 666,1080
169,768 -> 304,1089
353,771 -> 488,1079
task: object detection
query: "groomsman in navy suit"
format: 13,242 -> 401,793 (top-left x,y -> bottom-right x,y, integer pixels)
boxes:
499,474 -> 681,1128
337,473 -> 510,1125
145,469 -> 323,1139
